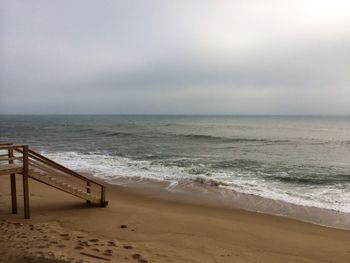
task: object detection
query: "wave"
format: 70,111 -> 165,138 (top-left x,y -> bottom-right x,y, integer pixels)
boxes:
179,134 -> 289,144
105,132 -> 134,137
74,129 -> 291,144
101,131 -> 136,137
273,175 -> 350,185
72,128 -> 97,132
42,151 -> 350,213
210,159 -> 261,169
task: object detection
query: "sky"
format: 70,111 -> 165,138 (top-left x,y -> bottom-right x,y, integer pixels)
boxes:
0,0 -> 350,115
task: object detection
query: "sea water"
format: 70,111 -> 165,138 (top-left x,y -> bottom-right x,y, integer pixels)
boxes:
1,115 -> 349,223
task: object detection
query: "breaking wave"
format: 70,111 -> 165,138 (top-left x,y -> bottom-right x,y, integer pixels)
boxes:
43,151 -> 350,213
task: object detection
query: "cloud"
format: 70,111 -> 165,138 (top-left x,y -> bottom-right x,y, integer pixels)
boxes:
1,0 -> 350,114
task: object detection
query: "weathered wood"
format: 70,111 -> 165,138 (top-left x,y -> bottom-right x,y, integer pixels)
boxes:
29,161 -> 93,191
101,186 -> 107,207
0,142 -> 14,146
0,164 -> 23,175
9,148 -> 17,214
10,174 -> 17,214
80,252 -> 111,261
86,181 -> 91,204
0,156 -> 23,161
22,145 -> 30,219
29,172 -> 100,203
29,160 -> 68,178
0,143 -> 108,219
0,144 -> 28,150
26,149 -> 104,187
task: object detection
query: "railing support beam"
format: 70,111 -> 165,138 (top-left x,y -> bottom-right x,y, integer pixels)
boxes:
86,181 -> 91,204
22,145 -> 30,219
9,147 -> 17,214
10,174 -> 17,214
100,186 -> 106,207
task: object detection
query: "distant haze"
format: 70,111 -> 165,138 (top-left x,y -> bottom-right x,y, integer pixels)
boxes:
1,0 -> 350,115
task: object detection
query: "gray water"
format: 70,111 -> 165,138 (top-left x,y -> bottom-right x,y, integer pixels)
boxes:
1,115 -> 349,213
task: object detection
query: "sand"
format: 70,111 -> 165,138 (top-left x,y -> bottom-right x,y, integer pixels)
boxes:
0,175 -> 349,263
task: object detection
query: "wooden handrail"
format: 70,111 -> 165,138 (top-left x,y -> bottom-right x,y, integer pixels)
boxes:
1,144 -> 102,188
0,154 -> 13,157
29,172 -> 99,202
26,149 -> 107,207
0,142 -> 14,146
0,156 -> 23,161
25,149 -> 104,188
0,144 -> 28,150
28,160 -> 93,191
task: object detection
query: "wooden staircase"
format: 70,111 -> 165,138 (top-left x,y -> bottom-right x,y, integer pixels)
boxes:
29,170 -> 102,204
0,143 -> 108,219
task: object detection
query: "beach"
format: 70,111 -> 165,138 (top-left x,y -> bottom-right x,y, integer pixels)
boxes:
2,0 -> 350,261
0,175 -> 349,263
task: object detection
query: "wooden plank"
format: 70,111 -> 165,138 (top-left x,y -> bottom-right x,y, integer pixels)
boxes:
0,144 -> 28,150
29,158 -> 96,190
80,252 -> 110,261
0,164 -> 23,176
0,156 -> 23,162
0,142 -> 13,146
29,172 -> 100,203
10,174 -> 17,214
86,181 -> 91,204
29,161 -> 92,191
101,186 -> 107,207
29,160 -> 67,178
27,149 -> 104,187
27,150 -> 106,200
23,145 -> 30,219
9,148 -> 18,214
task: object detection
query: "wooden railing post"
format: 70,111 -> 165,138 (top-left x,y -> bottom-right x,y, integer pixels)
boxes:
100,186 -> 106,207
22,145 -> 30,219
8,146 -> 17,214
86,181 -> 91,204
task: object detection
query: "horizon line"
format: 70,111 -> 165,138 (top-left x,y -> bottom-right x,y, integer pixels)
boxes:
0,113 -> 349,117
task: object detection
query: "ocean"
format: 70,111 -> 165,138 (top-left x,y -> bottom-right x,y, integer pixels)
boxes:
1,115 -> 349,224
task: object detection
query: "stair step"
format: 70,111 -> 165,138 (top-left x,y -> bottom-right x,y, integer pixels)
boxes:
29,171 -> 101,203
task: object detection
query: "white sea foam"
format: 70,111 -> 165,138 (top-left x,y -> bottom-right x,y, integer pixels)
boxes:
43,151 -> 350,213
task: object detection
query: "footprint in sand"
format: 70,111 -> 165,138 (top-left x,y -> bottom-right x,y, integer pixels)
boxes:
123,245 -> 133,249
107,241 -> 117,246
79,241 -> 90,247
132,253 -> 149,263
104,249 -> 113,256
75,245 -> 84,250
132,254 -> 141,259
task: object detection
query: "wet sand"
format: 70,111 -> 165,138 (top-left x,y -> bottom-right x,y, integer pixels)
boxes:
0,175 -> 349,263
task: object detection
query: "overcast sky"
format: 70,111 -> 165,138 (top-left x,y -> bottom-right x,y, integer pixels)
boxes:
1,0 -> 349,115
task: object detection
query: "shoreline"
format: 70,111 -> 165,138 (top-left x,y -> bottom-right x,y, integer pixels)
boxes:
0,175 -> 350,262
40,148 -> 350,223
92,174 -> 350,230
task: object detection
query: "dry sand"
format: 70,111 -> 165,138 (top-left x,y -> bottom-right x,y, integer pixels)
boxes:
0,175 -> 349,263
